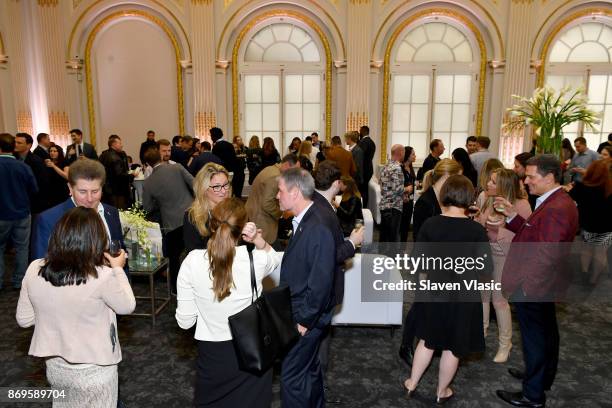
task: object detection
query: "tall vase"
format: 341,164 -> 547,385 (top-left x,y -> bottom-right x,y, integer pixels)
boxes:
537,123 -> 563,160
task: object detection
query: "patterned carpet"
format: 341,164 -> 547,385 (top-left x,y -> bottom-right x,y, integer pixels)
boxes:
1,261 -> 611,407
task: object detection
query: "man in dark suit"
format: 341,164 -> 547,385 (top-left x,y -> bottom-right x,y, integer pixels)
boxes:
495,155 -> 578,408
188,141 -> 223,176
99,135 -> 132,210
278,168 -> 336,408
15,133 -> 51,213
416,138 -> 444,181
139,130 -> 157,165
312,161 -> 363,403
358,125 -> 375,208
65,128 -> 98,165
31,159 -> 129,279
33,133 -> 51,160
210,127 -> 244,198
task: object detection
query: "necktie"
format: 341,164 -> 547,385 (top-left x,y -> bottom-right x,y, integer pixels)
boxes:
77,144 -> 82,156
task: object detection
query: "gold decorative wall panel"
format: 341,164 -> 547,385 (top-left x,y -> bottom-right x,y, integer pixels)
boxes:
84,9 -> 185,147
380,9 -> 487,163
231,9 -> 333,141
17,111 -> 33,136
195,112 -> 216,141
346,112 -> 369,131
49,111 -> 70,146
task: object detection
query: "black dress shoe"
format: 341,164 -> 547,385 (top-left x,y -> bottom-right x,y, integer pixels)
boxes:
508,368 -> 524,380
398,344 -> 414,367
496,390 -> 544,407
436,390 -> 454,405
323,386 -> 342,404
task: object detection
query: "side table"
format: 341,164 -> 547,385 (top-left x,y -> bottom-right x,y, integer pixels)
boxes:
128,257 -> 171,325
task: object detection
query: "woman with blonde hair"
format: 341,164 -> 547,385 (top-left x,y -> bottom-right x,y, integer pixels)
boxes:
246,135 -> 263,184
297,140 -> 314,173
183,162 -> 231,253
477,158 -> 505,204
176,198 -> 281,407
476,168 -> 531,363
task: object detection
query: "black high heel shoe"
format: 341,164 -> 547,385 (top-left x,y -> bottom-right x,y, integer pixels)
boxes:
398,377 -> 417,400
436,389 -> 454,405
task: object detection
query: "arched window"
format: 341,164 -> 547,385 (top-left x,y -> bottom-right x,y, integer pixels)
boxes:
545,20 -> 612,147
389,21 -> 479,161
241,22 -> 324,151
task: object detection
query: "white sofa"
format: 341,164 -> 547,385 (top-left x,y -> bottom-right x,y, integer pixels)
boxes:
367,179 -> 381,224
263,253 -> 403,328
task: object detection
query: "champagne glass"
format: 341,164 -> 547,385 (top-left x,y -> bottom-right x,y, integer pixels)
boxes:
354,219 -> 364,248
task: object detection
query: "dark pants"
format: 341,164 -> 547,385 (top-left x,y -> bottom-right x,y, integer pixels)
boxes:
281,326 -> 325,408
318,326 -> 331,381
400,200 -> 414,242
514,301 -> 559,403
163,226 -> 184,293
0,216 -> 31,289
232,171 -> 245,198
380,209 -> 402,242
359,180 -> 370,211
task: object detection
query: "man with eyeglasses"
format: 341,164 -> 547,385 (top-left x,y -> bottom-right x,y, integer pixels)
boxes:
143,148 -> 194,294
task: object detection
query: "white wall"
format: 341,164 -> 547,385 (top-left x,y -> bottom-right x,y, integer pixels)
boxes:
93,18 -> 179,161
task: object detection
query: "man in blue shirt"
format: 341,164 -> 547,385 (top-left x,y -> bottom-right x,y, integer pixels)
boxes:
569,136 -> 599,183
0,133 -> 38,289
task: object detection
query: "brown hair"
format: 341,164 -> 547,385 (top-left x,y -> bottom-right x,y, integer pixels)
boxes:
440,175 -> 474,209
482,168 -> 523,213
67,158 -> 106,186
39,207 -> 107,286
248,135 -> 260,149
341,176 -> 361,201
157,138 -> 171,147
207,198 -> 247,301
478,158 -> 504,191
583,159 -> 612,197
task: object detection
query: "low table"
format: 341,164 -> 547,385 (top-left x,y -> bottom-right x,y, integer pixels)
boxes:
128,257 -> 171,325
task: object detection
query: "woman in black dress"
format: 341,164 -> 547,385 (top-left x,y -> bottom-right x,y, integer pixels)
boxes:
261,137 -> 280,168
402,175 -> 492,404
335,176 -> 363,237
400,146 -> 416,242
451,147 -> 478,187
246,135 -> 263,184
44,145 -> 70,207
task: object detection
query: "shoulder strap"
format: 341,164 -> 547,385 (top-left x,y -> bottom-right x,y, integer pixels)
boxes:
248,247 -> 258,303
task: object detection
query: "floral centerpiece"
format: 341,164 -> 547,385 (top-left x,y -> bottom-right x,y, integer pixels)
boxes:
119,206 -> 157,258
502,85 -> 600,157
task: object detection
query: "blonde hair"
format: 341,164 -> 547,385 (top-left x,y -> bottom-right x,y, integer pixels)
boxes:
478,158 -> 504,192
421,170 -> 434,192
207,198 -> 247,301
431,158 -> 463,185
189,162 -> 230,237
298,140 -> 313,157
482,168 -> 522,213
248,135 -> 260,149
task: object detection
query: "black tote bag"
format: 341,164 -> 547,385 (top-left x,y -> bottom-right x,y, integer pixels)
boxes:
228,248 -> 299,375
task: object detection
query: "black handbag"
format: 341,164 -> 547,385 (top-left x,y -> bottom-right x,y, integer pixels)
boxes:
228,248 -> 299,375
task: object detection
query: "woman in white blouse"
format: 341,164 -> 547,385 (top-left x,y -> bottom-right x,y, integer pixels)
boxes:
176,197 -> 281,408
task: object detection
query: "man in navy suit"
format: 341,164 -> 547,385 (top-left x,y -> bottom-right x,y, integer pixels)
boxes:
278,168 -> 336,408
210,127 -> 244,198
31,159 -> 129,278
65,128 -> 98,165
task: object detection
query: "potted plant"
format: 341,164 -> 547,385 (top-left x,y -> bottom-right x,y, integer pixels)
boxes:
502,85 -> 600,158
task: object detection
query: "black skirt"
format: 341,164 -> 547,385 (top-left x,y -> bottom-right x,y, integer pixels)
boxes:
195,340 -> 272,408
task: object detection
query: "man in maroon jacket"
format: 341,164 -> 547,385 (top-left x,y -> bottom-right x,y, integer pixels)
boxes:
495,155 -> 578,408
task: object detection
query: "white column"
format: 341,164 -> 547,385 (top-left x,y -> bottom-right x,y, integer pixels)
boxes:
345,0 -> 372,131
500,0 -> 535,160
190,0 -> 217,142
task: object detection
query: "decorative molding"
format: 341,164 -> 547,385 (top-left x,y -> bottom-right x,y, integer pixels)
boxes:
380,8 -> 488,164
231,9 -> 334,142
67,0 -> 192,60
370,60 -> 383,68
84,9 -> 185,147
334,60 -> 347,68
215,60 -> 229,69
17,111 -> 33,135
180,59 -> 192,69
346,112 -> 369,131
65,58 -> 83,71
372,0 -> 505,61
195,112 -> 216,140
488,60 -> 505,68
38,0 -> 59,6
73,0 -> 83,9
0,55 -> 8,68
192,0 -> 212,4
530,0 -> 583,57
349,0 -> 371,4
511,0 -> 534,3
217,0 -> 345,60
536,8 -> 612,87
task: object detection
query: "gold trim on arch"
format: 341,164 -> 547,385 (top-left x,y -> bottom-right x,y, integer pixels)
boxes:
231,10 -> 333,141
218,0 -> 345,60
84,9 -> 185,147
535,8 -> 612,88
68,0 -> 192,60
371,0 -> 504,61
380,9 -> 487,164
0,31 -> 4,55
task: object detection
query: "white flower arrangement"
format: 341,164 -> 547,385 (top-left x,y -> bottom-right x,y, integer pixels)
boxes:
502,85 -> 601,156
119,206 -> 157,252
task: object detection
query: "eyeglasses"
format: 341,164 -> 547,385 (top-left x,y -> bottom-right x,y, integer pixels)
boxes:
209,183 -> 230,193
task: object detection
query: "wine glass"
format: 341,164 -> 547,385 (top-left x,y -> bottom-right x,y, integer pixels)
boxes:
109,240 -> 122,257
